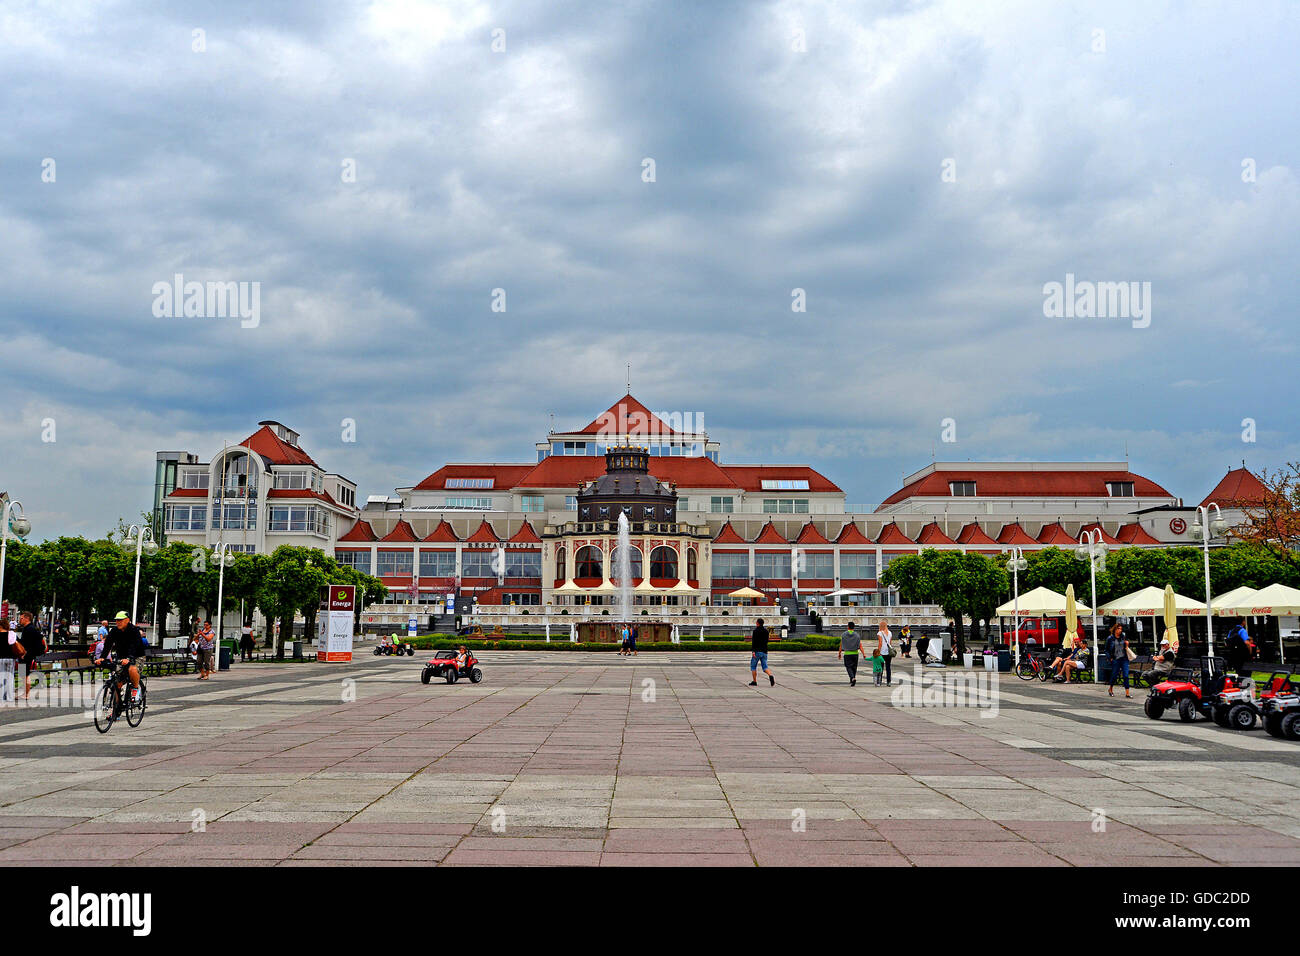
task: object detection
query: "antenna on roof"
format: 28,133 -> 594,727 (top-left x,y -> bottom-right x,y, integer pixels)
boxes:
626,363 -> 631,395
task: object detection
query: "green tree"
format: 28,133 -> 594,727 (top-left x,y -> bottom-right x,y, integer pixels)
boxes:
256,546 -> 330,657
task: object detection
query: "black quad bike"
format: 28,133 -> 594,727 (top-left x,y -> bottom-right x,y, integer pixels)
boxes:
421,649 -> 483,685
374,634 -> 415,656
1145,657 -> 1228,722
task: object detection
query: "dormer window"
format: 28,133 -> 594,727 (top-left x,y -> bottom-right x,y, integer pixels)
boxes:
950,481 -> 977,496
1107,481 -> 1134,497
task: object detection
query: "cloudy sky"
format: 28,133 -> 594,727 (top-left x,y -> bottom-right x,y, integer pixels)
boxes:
2,0 -> 1297,539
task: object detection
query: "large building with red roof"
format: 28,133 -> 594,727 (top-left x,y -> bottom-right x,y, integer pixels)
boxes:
156,400 -> 1264,615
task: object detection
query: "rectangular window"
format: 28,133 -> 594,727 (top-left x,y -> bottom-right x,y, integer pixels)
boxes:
949,481 -> 977,497
710,496 -> 734,513
212,503 -> 255,530
375,551 -> 414,576
274,472 -> 310,490
461,550 -> 495,577
798,552 -> 833,578
754,552 -> 792,578
335,550 -> 372,574
165,504 -> 208,531
762,499 -> 808,514
839,553 -> 877,579
712,553 -> 749,578
501,593 -> 541,606
1107,481 -> 1135,497
180,471 -> 209,489
564,496 -> 577,511
506,551 -> 541,578
520,495 -> 545,512
419,550 -> 455,577
443,497 -> 493,509
761,479 -> 810,490
446,477 -> 495,489
268,505 -> 329,535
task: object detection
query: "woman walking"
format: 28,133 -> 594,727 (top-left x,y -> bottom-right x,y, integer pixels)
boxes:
876,621 -> 893,686
1106,622 -> 1132,698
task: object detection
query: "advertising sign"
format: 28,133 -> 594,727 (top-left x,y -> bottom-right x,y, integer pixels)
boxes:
318,585 -> 355,663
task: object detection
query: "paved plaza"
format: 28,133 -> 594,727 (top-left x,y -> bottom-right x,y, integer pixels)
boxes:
1,650 -> 1299,866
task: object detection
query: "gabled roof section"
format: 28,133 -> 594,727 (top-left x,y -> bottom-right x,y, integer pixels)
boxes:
380,519 -> 419,542
916,522 -> 956,545
413,464 -> 535,492
507,521 -> 541,544
721,465 -> 842,494
239,425 -> 318,467
835,522 -> 873,545
467,519 -> 501,543
753,521 -> 789,544
1036,522 -> 1075,545
1116,523 -> 1160,544
514,454 -> 738,490
1078,522 -> 1121,545
793,522 -> 830,545
713,521 -> 747,544
422,520 -> 459,543
955,523 -> 998,545
996,523 -> 1037,545
575,394 -> 683,436
879,465 -> 1172,507
338,520 -> 377,542
876,523 -> 915,545
1201,467 -> 1268,508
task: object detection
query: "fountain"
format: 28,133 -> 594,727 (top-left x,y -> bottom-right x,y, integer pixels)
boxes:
615,511 -> 634,624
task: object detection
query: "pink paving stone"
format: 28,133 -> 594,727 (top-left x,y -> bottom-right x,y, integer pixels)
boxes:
598,852 -> 756,867
441,849 -> 602,866
292,844 -> 451,862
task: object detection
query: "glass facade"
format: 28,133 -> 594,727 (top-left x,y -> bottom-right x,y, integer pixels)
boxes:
419,550 -> 455,576
335,550 -> 372,573
839,553 -> 876,579
376,551 -> 413,576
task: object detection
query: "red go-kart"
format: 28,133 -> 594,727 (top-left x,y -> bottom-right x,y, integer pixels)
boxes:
1212,669 -> 1294,731
1145,657 -> 1228,722
421,649 -> 482,685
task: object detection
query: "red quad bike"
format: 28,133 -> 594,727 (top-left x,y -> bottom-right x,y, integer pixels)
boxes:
1144,657 -> 1228,723
1212,669 -> 1294,731
1262,692 -> 1300,740
421,649 -> 483,685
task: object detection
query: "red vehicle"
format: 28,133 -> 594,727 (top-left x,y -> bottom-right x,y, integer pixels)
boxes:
1212,669 -> 1294,730
1262,692 -> 1300,740
1145,657 -> 1228,722
421,649 -> 483,685
1011,618 -> 1063,647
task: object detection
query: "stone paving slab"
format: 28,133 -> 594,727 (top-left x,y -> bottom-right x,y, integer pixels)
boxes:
2,653 -> 1300,865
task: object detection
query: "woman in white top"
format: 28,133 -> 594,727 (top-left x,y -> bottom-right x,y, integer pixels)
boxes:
876,622 -> 893,686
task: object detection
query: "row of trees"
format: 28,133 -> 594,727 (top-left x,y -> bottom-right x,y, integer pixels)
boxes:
1,537 -> 385,655
878,542 -> 1300,654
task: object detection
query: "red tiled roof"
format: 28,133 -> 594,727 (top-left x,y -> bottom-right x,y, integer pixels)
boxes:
514,454 -> 739,490
167,487 -> 208,498
422,520 -> 459,543
835,522 -> 873,545
879,467 -> 1172,507
955,523 -> 998,545
916,522 -> 956,545
267,488 -> 342,507
720,465 -> 841,494
996,523 -> 1037,545
1116,523 -> 1160,544
876,523 -> 915,545
794,522 -> 830,544
575,394 -> 683,436
713,522 -> 747,544
753,521 -> 788,544
413,464 -> 535,492
507,521 -> 541,544
239,425 -> 318,467
1036,522 -> 1075,545
1201,467 -> 1268,508
338,520 -> 377,542
1079,522 -> 1121,545
380,520 -> 419,542
467,519 -> 501,543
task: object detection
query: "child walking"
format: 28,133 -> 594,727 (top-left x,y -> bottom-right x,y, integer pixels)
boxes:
870,645 -> 886,686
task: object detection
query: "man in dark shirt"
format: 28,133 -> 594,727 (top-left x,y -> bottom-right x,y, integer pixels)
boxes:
97,611 -> 146,701
749,617 -> 774,687
16,610 -> 46,698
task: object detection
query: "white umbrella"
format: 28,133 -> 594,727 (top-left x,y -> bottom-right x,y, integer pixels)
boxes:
1210,585 -> 1260,616
1099,585 -> 1205,617
1224,582 -> 1300,616
995,586 -> 1091,617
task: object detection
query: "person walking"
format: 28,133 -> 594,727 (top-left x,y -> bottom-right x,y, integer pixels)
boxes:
239,623 -> 255,662
898,624 -> 912,659
876,621 -> 894,686
16,610 -> 46,699
870,643 -> 886,685
1105,622 -> 1132,698
838,621 -> 862,686
749,618 -> 774,687
629,623 -> 639,658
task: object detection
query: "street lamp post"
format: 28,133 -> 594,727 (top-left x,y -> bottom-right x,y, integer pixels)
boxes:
1074,530 -> 1108,684
1190,503 -> 1227,657
122,525 -> 158,624
1005,547 -> 1028,665
212,543 -> 236,647
0,498 -> 32,612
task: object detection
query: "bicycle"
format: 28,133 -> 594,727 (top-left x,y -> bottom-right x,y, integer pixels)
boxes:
1013,651 -> 1053,682
93,657 -> 147,733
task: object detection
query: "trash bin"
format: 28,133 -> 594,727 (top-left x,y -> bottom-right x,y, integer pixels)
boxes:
962,653 -> 974,667
218,643 -> 233,671
997,650 -> 1012,672
291,640 -> 303,660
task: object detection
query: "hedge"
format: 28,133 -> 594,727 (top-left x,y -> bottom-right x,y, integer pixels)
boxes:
399,635 -> 839,653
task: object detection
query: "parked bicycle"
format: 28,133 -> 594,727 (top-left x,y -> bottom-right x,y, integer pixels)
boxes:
1014,650 -> 1053,682
93,657 -> 147,733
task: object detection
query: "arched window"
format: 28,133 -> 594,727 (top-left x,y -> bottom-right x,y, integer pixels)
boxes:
555,546 -> 567,580
575,545 -> 604,579
650,546 -> 678,580
687,548 -> 697,582
611,545 -> 643,582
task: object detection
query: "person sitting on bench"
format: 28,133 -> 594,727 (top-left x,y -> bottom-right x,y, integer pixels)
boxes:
1140,639 -> 1176,686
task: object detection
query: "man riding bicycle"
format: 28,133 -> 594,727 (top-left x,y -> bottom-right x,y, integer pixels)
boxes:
96,611 -> 146,701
